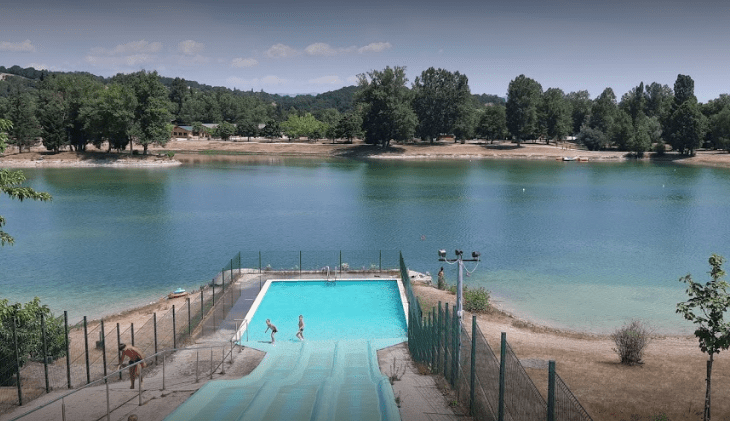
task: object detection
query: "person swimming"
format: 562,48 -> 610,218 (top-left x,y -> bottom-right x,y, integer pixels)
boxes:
296,315 -> 305,340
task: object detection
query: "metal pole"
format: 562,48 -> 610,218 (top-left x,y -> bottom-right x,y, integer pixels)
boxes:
173,305 -> 177,350
210,348 -> 213,379
64,311 -> 71,389
299,251 -> 302,276
221,347 -> 226,375
12,316 -> 22,406
41,312 -> 50,393
498,332 -> 506,421
456,257 -> 463,387
116,323 -> 122,380
443,303 -> 450,381
230,340 -> 234,363
339,250 -> 342,274
195,350 -> 199,383
131,322 -> 135,346
138,361 -> 143,406
105,378 -> 110,421
83,316 -> 90,385
153,313 -> 158,364
213,282 -> 215,306
452,304 -> 458,387
62,397 -> 66,421
187,297 -> 192,337
470,315 -> 477,416
548,360 -> 556,421
162,352 -> 166,390
230,258 -> 233,283
101,319 -> 107,378
259,250 -> 262,273
437,302 -> 442,374
379,250 -> 382,272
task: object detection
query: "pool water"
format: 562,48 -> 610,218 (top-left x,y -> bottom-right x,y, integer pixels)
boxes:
241,280 -> 408,346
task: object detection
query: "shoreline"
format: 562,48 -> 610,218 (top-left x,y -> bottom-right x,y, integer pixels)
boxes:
2,138 -> 730,169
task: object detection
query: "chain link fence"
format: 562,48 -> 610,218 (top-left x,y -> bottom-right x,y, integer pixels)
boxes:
400,251 -> 593,421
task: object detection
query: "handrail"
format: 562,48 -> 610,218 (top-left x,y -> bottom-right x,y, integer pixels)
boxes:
9,342 -> 239,421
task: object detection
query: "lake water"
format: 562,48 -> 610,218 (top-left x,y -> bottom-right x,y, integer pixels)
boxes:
2,157 -> 730,334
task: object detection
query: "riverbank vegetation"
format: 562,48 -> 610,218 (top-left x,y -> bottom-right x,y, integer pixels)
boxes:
1,64 -> 730,159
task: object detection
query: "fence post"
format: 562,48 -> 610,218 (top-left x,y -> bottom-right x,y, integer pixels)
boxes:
437,302 -> 442,374
299,251 -> 302,276
259,250 -> 262,273
498,332 -> 506,421
547,360 -> 556,421
200,290 -> 204,335
187,297 -> 192,338
83,316 -> 90,385
116,323 -> 122,380
213,282 -> 216,306
64,311 -> 71,389
12,316 -> 22,406
379,250 -> 382,272
173,305 -> 177,349
195,350 -> 199,383
41,311 -> 50,393
470,315 -> 477,416
101,319 -> 107,378
153,313 -> 158,364
452,304 -> 458,387
339,250 -> 342,274
230,258 -> 234,282
444,303 -> 451,380
431,308 -> 436,370
210,348 -> 213,379
131,323 -> 135,346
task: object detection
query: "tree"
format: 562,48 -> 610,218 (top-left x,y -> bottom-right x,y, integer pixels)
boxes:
123,71 -> 173,154
707,106 -> 730,151
589,87 -> 618,135
0,119 -> 52,246
539,88 -> 572,143
81,83 -> 136,152
566,90 -> 592,135
334,110 -> 363,143
667,99 -> 705,155
236,120 -> 259,141
168,77 -> 189,122
411,67 -> 473,143
213,121 -> 235,141
6,90 -> 40,153
677,254 -> 730,421
0,297 -> 66,385
644,82 -> 673,120
506,75 -> 542,144
476,105 -> 507,142
261,119 -> 281,139
356,66 -> 417,148
576,124 -> 609,151
611,109 -> 634,151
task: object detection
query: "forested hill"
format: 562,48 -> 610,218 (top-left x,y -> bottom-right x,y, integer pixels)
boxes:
0,65 -> 502,114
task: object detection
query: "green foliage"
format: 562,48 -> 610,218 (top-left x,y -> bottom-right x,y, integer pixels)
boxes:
539,88 -> 572,142
0,297 -> 67,386
121,70 -> 173,154
506,75 -> 542,143
566,90 -> 592,135
80,83 -> 136,152
280,113 -> 326,140
463,286 -> 491,313
7,90 -> 40,152
611,109 -> 635,151
577,125 -> 609,151
611,320 -> 651,365
356,66 -> 417,148
412,67 -> 473,142
665,74 -> 705,155
0,118 -> 9,152
589,88 -> 618,136
476,105 -> 508,142
334,110 -> 363,142
214,121 -> 236,141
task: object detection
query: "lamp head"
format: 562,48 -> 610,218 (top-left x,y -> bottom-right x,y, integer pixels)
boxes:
438,249 -> 446,259
472,251 -> 481,259
455,249 -> 463,257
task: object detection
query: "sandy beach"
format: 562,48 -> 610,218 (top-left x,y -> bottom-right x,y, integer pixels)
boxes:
2,137 -> 730,169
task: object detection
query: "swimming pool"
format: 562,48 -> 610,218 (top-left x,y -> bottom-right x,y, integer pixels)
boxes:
166,279 -> 407,421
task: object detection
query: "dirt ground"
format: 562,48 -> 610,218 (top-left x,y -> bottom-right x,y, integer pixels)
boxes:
3,138 -> 730,169
412,282 -> 730,421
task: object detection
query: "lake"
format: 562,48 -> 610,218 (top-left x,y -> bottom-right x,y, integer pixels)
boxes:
2,157 -> 730,334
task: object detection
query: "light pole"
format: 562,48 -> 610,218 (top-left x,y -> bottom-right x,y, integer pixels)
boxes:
438,249 -> 480,381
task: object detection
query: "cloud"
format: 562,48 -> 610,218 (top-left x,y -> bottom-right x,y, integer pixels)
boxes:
265,43 -> 299,58
178,40 -> 204,55
90,40 -> 162,56
26,63 -> 48,70
304,43 -> 357,56
358,42 -> 392,53
231,57 -> 258,68
346,75 -> 359,85
261,75 -> 288,85
84,54 -> 156,67
177,54 -> 209,66
0,39 -> 36,52
309,75 -> 343,85
226,75 -> 288,89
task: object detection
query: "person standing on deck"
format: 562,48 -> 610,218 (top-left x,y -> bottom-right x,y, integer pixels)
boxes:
265,319 -> 278,344
437,267 -> 446,290
296,315 -> 305,340
118,343 -> 145,389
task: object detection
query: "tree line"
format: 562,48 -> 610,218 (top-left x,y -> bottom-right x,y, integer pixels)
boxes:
1,65 -> 729,155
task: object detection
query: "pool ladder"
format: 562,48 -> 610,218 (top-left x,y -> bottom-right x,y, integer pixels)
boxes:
324,266 -> 336,285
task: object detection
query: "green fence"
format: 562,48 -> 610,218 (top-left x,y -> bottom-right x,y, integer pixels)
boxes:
400,252 -> 593,421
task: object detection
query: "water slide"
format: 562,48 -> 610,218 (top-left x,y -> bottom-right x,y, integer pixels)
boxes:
165,340 -> 401,421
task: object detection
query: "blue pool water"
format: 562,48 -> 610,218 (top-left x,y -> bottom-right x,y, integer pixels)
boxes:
242,280 -> 407,346
166,279 -> 406,421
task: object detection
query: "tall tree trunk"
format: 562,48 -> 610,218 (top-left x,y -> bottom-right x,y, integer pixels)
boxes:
705,355 -> 713,421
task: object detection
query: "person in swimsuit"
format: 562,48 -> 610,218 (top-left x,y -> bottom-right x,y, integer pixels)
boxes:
296,315 -> 305,340
265,319 -> 278,344
118,343 -> 145,389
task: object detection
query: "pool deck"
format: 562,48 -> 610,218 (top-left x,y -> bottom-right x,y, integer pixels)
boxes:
0,273 -> 463,421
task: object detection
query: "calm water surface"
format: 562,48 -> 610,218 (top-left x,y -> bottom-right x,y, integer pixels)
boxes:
2,157 -> 730,334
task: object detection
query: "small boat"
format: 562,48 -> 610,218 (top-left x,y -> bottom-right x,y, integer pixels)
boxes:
562,156 -> 577,161
168,288 -> 188,299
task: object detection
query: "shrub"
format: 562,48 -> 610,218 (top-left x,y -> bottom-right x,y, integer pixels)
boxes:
463,286 -> 491,313
165,151 -> 175,159
612,320 -> 652,365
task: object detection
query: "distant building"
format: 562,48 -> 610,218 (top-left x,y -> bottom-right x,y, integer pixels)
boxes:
172,124 -> 218,139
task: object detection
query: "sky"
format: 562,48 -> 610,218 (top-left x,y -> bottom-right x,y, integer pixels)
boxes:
1,0 -> 728,101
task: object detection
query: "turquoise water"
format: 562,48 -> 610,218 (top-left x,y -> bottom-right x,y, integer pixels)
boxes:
166,279 -> 405,421
3,158 -> 730,333
242,280 -> 407,345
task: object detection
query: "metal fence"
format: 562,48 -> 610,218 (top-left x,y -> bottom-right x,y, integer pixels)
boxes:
0,252 -> 242,415
400,252 -> 593,421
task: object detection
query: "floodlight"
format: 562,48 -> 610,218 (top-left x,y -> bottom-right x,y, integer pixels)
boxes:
438,249 -> 447,258
472,251 -> 481,259
455,249 -> 463,256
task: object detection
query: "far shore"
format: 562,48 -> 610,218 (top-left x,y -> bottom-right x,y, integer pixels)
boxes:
3,138 -> 730,169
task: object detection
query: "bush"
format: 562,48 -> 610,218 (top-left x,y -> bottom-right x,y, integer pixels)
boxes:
165,151 -> 175,159
612,320 -> 651,365
464,286 -> 491,313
